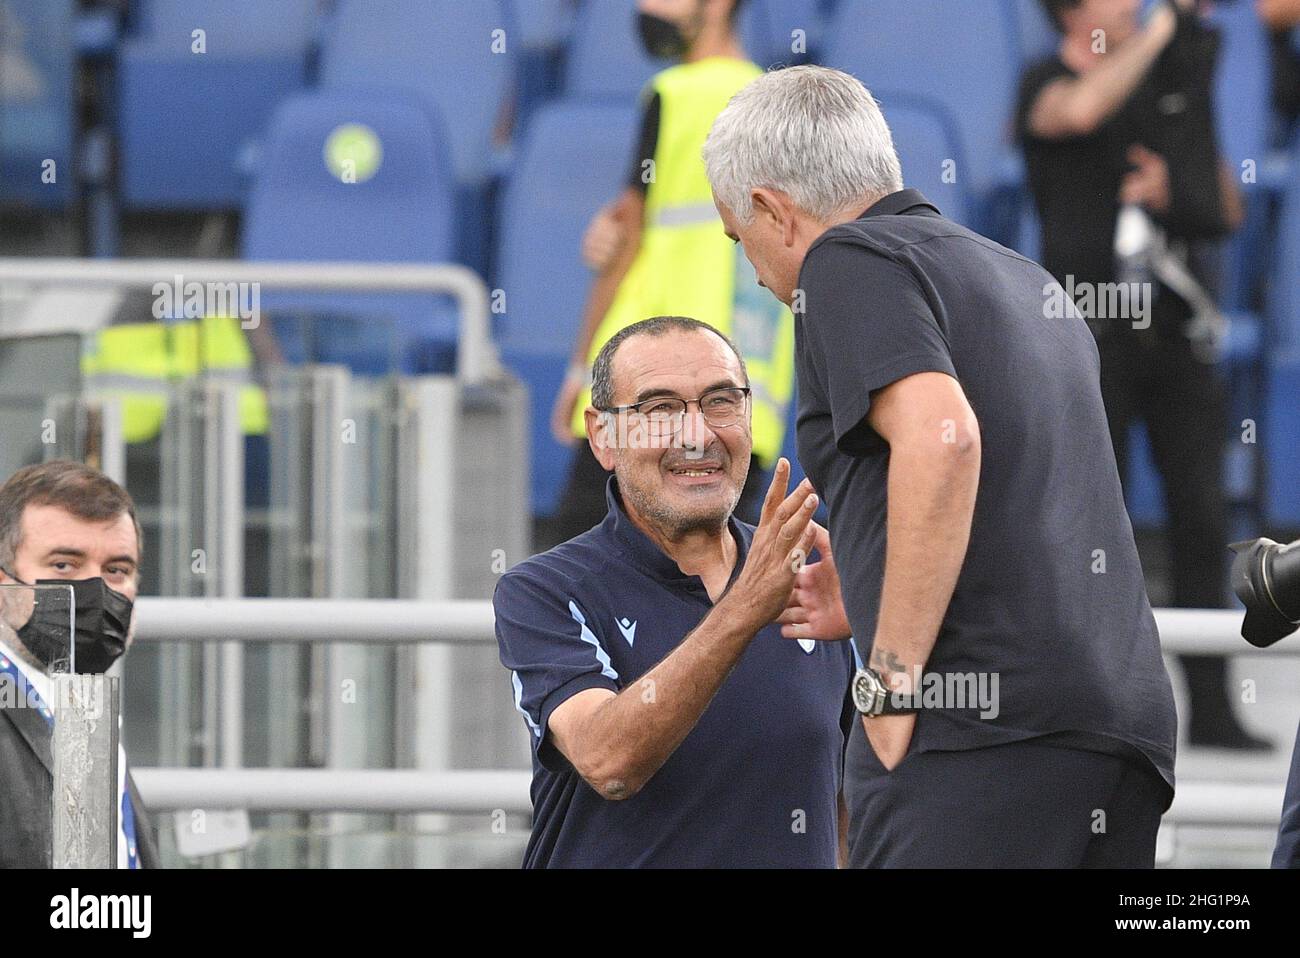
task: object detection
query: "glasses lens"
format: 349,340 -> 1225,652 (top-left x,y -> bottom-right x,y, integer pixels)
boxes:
638,398 -> 686,439
700,388 -> 747,426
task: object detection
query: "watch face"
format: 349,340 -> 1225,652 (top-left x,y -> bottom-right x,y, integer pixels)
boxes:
851,668 -> 880,714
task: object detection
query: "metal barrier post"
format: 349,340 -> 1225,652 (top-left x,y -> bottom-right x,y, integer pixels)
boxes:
392,377 -> 459,866
51,674 -> 119,869
157,380 -> 250,860
42,394 -> 125,485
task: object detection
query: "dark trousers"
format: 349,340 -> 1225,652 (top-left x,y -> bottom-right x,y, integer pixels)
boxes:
548,442 -> 772,546
1097,324 -> 1235,739
845,720 -> 1170,868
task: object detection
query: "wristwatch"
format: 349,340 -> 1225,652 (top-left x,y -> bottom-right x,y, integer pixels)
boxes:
851,666 -> 919,717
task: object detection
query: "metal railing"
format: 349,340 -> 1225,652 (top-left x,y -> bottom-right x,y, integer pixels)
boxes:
0,258 -> 502,385
128,599 -> 1298,834
133,769 -> 532,814
130,600 -> 1285,653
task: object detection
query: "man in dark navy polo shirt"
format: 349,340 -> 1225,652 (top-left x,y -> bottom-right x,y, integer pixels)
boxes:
704,65 -> 1178,867
495,315 -> 856,868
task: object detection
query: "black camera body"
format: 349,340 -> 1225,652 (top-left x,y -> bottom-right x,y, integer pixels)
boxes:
1230,537 -> 1300,647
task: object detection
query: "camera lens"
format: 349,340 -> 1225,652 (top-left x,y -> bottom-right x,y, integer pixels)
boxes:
1230,538 -> 1300,647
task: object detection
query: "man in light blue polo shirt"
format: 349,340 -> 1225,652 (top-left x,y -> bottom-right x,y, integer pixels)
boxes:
495,315 -> 855,868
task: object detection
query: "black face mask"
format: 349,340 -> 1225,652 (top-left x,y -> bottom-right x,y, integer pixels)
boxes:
637,11 -> 691,60
2,573 -> 132,674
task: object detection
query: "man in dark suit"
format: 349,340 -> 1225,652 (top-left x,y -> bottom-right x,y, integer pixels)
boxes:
0,459 -> 158,868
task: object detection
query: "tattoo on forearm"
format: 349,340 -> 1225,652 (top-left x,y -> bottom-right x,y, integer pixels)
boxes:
870,647 -> 908,677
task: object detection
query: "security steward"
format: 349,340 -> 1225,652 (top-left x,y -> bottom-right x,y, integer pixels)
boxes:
548,0 -> 794,541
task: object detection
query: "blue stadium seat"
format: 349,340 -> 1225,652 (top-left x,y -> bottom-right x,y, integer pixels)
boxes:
1209,0 -> 1282,312
1261,99 -> 1300,532
0,0 -> 76,209
1209,0 -> 1272,176
501,0 -> 578,127
882,99 -> 972,227
117,0 -> 316,209
242,91 -> 461,375
317,0 -> 513,272
1270,146 -> 1300,359
1266,358 -> 1300,529
495,101 -> 639,515
825,0 -> 1023,239
505,0 -> 577,53
741,0 -> 828,66
319,0 -> 512,189
564,0 -> 672,101
1008,0 -> 1058,66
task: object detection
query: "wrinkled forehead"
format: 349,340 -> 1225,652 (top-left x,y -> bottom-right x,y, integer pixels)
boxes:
611,330 -> 745,403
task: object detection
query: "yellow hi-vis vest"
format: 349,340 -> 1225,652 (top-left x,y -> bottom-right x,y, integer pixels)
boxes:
572,56 -> 795,467
80,316 -> 269,444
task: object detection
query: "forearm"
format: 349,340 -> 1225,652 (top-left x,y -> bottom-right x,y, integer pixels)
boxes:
1035,11 -> 1174,136
569,209 -> 643,368
869,440 -> 980,687
1218,160 -> 1245,232
1079,21 -> 1171,121
577,595 -> 758,797
1259,0 -> 1300,31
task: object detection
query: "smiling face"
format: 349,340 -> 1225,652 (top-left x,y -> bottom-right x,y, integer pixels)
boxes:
588,327 -> 752,539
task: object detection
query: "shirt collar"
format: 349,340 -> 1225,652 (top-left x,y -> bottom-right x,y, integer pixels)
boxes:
857,188 -> 941,219
602,475 -> 752,590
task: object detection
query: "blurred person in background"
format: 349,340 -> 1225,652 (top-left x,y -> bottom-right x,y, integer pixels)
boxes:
547,0 -> 794,543
1018,0 -> 1263,749
497,316 -> 854,868
0,460 -> 158,868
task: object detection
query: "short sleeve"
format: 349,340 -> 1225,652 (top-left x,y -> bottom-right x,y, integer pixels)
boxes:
1015,56 -> 1072,143
626,92 -> 661,195
798,240 -> 957,456
493,569 -> 621,771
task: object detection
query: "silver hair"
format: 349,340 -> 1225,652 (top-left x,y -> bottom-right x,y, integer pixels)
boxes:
702,65 -> 904,224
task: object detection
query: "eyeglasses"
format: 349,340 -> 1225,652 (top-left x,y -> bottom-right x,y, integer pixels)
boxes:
600,386 -> 751,437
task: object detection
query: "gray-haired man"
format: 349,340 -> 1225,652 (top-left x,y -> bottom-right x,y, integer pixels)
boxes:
704,65 -> 1178,867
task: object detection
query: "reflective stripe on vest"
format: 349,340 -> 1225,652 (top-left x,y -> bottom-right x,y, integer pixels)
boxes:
652,203 -> 724,228
571,57 -> 794,467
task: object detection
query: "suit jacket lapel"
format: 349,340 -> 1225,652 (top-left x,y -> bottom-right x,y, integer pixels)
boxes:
0,701 -> 53,775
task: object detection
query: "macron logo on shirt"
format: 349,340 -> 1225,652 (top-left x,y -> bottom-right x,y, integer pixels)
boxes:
616,617 -> 637,647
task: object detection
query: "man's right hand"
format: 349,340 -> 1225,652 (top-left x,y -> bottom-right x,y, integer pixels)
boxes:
721,458 -> 819,631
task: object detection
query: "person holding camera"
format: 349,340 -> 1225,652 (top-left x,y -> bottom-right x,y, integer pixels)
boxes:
1018,0 -> 1261,750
